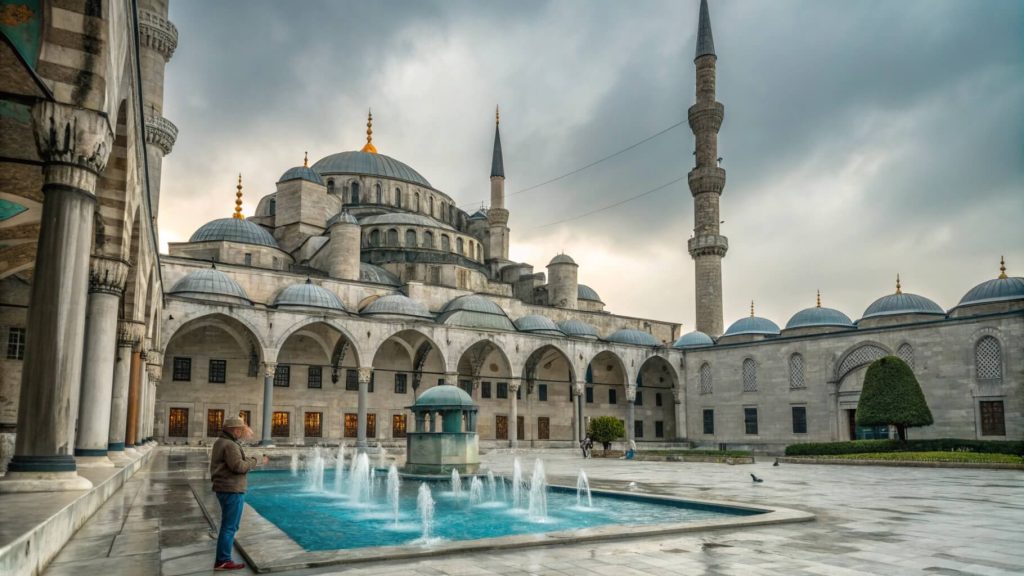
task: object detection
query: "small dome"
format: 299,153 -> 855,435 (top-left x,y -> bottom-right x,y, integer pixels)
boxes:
278,165 -> 324,185
862,293 -> 944,320
412,384 -> 475,409
437,294 -> 514,331
359,263 -> 401,286
169,268 -> 250,305
785,306 -> 855,330
327,210 -> 359,227
468,209 -> 488,220
606,328 -> 660,346
312,151 -> 432,188
673,330 -> 714,348
360,294 -> 432,319
190,218 -> 279,248
577,284 -> 602,302
958,276 -> 1024,307
548,254 -> 577,266
514,315 -> 563,336
273,280 -> 345,311
359,212 -> 455,230
724,316 -> 781,337
557,319 -> 600,339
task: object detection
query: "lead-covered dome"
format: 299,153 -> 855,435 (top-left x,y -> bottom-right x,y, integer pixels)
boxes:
548,254 -> 577,266
606,328 -> 660,346
785,306 -> 855,330
557,319 -> 600,339
327,210 -> 359,227
673,330 -> 714,348
278,165 -> 324,185
514,315 -> 563,336
273,280 -> 345,312
169,268 -> 250,305
958,274 -> 1024,307
724,315 -> 781,337
312,151 -> 432,188
360,294 -> 432,319
437,294 -> 514,331
412,384 -> 475,409
190,218 -> 278,248
578,284 -> 602,302
359,263 -> 401,286
861,292 -> 944,320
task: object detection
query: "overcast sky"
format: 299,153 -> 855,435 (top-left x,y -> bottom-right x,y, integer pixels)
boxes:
160,0 -> 1024,330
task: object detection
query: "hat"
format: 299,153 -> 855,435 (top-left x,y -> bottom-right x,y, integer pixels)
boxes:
224,416 -> 246,429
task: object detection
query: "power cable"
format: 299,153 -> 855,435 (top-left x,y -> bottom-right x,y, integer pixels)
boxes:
525,174 -> 687,231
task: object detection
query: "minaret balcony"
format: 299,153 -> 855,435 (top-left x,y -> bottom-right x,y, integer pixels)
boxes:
687,101 -> 724,133
139,10 -> 178,62
487,207 -> 509,226
688,166 -> 726,196
144,114 -> 178,155
688,234 -> 729,258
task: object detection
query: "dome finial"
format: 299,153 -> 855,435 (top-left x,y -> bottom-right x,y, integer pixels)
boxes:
750,300 -> 755,317
496,104 -> 500,125
895,273 -> 902,295
999,255 -> 1007,279
303,151 -> 308,168
232,173 -> 244,219
361,108 -> 377,154
816,290 -> 821,308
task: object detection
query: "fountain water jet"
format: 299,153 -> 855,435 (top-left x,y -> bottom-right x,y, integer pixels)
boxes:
450,469 -> 462,498
486,470 -> 496,501
348,452 -> 371,503
386,465 -> 401,526
333,443 -> 346,494
469,476 -> 484,505
305,446 -> 324,492
528,459 -> 547,521
289,452 -> 299,476
576,469 -> 592,508
377,442 -> 386,470
416,483 -> 435,541
511,458 -> 523,508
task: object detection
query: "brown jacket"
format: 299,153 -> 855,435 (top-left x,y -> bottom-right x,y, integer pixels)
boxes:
210,432 -> 258,493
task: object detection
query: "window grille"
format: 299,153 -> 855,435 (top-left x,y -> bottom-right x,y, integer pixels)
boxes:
742,358 -> 758,392
394,373 -> 408,394
392,414 -> 407,438
307,366 -> 322,389
207,409 -> 224,437
272,412 -> 289,437
789,353 -> 805,389
208,359 -> 226,384
702,409 -> 714,434
6,327 -> 25,360
975,336 -> 1002,381
172,357 -> 191,381
304,412 -> 322,437
744,407 -> 759,435
274,365 -> 290,387
699,363 -> 712,394
897,343 -> 915,370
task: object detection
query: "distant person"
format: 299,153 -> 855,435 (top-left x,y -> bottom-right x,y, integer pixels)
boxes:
585,437 -> 594,459
210,416 -> 268,571
581,435 -> 592,458
625,439 -> 638,460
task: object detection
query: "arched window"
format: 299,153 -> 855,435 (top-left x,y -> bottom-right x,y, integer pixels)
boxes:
456,237 -> 464,255
268,198 -> 276,216
476,245 -> 482,260
375,184 -> 383,203
327,179 -> 335,194
699,363 -> 712,395
350,182 -> 360,204
422,231 -> 434,248
429,197 -> 434,217
742,358 -> 757,392
975,336 -> 1002,382
897,343 -> 915,370
789,353 -> 805,389
368,229 -> 380,246
394,188 -> 402,207
414,193 -> 420,212
405,229 -> 417,246
385,228 -> 398,246
441,234 -> 450,251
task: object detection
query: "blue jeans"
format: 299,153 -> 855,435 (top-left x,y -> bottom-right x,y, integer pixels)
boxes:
215,492 -> 245,563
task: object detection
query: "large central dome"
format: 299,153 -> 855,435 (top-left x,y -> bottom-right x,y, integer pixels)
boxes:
312,151 -> 432,189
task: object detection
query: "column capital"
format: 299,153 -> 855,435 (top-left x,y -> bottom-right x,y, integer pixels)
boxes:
138,9 -> 178,61
262,362 -> 277,378
357,367 -> 373,384
88,256 -> 130,295
673,388 -> 684,405
146,364 -> 162,384
573,381 -> 585,396
32,101 -> 114,180
508,379 -> 521,393
626,385 -> 637,403
117,320 -> 145,347
145,348 -> 163,368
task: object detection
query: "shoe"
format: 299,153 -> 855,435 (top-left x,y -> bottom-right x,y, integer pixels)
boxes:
214,560 -> 246,571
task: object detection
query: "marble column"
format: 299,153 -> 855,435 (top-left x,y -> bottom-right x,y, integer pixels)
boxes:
626,385 -> 637,444
508,379 -> 520,449
124,350 -> 144,453
572,382 -> 584,445
356,367 -> 372,449
145,359 -> 161,442
673,388 -> 686,441
136,359 -> 150,448
260,362 -> 276,446
1,102 -> 113,493
108,321 -> 142,465
74,257 -> 130,467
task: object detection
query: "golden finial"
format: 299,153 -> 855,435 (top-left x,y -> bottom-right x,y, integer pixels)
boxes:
816,290 -> 821,308
496,105 -> 500,125
998,256 -> 1007,279
895,273 -> 902,295
232,173 -> 244,219
361,109 -> 377,154
750,300 -> 755,317
303,151 -> 308,168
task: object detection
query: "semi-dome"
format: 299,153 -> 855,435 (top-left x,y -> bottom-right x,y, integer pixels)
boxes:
673,330 -> 714,348
606,328 -> 660,346
360,294 -> 432,319
514,315 -> 563,336
359,212 -> 455,230
278,165 -> 324,186
548,254 -> 577,266
861,293 -> 944,320
577,284 -> 602,302
557,319 -> 600,339
312,151 -> 432,188
359,263 -> 401,286
957,276 -> 1024,307
724,315 -> 781,337
412,384 -> 475,409
189,218 -> 279,248
785,306 -> 855,330
437,294 -> 514,331
273,280 -> 345,311
327,210 -> 359,227
169,268 -> 250,305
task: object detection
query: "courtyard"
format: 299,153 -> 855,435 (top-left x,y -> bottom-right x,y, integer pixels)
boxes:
39,448 -> 1024,576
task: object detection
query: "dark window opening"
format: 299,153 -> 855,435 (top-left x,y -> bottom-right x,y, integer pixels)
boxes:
274,365 -> 290,387
172,357 -> 191,381
207,409 -> 224,437
304,412 -> 323,437
308,366 -> 322,389
702,409 -> 714,435
744,407 -> 759,435
208,359 -> 226,384
792,406 -> 807,434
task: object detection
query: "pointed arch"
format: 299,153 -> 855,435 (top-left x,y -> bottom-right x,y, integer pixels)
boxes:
834,341 -> 891,383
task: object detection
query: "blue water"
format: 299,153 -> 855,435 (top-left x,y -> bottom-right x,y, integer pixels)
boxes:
245,469 -> 759,551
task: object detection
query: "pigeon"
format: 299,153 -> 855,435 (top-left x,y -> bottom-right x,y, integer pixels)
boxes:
750,473 -> 763,483
773,458 -> 779,467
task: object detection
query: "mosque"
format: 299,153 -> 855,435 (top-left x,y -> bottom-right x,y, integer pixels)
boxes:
0,0 -> 1021,494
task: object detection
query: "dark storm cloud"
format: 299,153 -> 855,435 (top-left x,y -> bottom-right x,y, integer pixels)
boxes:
160,0 -> 1024,326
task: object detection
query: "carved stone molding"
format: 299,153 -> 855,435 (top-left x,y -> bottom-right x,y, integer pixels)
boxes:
117,320 -> 145,347
357,367 -> 373,384
625,385 -> 637,403
262,362 -> 277,378
138,10 -> 178,61
32,101 -> 114,178
88,256 -> 130,295
144,114 -> 177,155
508,379 -> 521,393
572,382 -> 584,397
145,348 -> 163,368
146,364 -> 162,383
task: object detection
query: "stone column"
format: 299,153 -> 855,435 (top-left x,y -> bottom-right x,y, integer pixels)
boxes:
508,379 -> 520,449
108,321 -> 143,465
673,388 -> 686,441
626,385 -> 637,444
124,350 -> 144,453
1,102 -> 113,493
136,357 -> 150,448
74,257 -> 130,467
571,382 -> 583,445
356,367 -> 372,449
145,362 -> 162,442
260,362 -> 276,446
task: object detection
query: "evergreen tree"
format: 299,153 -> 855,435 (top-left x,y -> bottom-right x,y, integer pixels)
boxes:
856,356 -> 933,441
587,416 -> 626,454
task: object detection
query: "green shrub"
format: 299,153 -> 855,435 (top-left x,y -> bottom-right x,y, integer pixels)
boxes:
587,416 -> 625,452
785,438 -> 1024,457
819,452 -> 1023,464
856,356 -> 933,441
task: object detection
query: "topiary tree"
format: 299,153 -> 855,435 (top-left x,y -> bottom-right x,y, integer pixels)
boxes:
587,416 -> 626,454
856,355 -> 933,441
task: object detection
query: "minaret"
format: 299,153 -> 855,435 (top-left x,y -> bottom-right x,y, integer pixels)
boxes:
687,0 -> 728,337
487,106 -> 510,264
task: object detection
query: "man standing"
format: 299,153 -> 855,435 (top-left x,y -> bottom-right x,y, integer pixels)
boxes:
210,416 -> 267,571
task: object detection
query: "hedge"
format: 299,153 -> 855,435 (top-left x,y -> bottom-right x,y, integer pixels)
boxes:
822,452 -> 1023,464
785,438 -> 1024,457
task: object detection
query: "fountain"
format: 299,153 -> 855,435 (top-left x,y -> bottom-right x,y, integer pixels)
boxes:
404,385 -> 479,474
333,443 -> 346,494
511,458 -> 523,508
305,446 -> 324,492
576,470 -> 592,508
386,465 -> 401,526
348,452 -> 371,504
289,452 -> 299,476
416,483 -> 435,541
468,476 -> 484,505
450,469 -> 462,498
527,459 -> 547,521
486,470 -> 497,502
377,442 -> 386,470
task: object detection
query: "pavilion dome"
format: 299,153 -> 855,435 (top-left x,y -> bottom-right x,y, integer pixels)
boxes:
861,292 -> 944,321
557,319 -> 600,340
278,165 -> 324,186
548,254 -> 577,266
189,218 -> 278,248
957,273 -> 1024,307
168,268 -> 250,305
673,330 -> 714,349
785,306 -> 855,330
412,384 -> 475,409
578,284 -> 603,302
312,151 -> 432,188
273,280 -> 345,312
514,315 -> 564,336
437,294 -> 514,331
606,328 -> 660,346
360,294 -> 432,319
724,315 -> 781,337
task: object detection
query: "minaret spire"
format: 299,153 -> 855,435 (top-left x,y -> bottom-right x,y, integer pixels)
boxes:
487,105 -> 510,264
687,0 -> 728,337
491,105 -> 505,178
